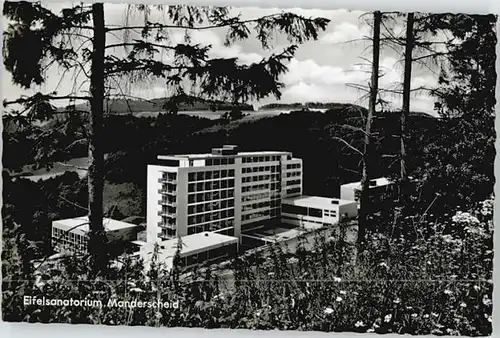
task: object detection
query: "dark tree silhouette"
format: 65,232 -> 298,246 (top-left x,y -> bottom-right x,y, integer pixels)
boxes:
357,11 -> 381,250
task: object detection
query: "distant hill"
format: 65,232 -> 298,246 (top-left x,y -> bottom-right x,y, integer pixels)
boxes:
62,96 -> 254,114
259,102 -> 366,111
259,102 -> 436,119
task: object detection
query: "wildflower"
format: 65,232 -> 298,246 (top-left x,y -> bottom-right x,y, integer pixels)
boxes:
333,277 -> 341,282
324,307 -> 334,314
411,313 -> 418,318
379,262 -> 388,268
255,310 -> 261,317
473,285 -> 480,291
340,290 -> 347,295
423,314 -> 430,319
384,314 -> 392,323
460,302 -> 467,308
483,296 -> 492,306
393,298 -> 401,304
355,321 -> 365,328
336,296 -> 343,302
444,289 -> 452,295
288,257 -> 299,264
213,293 -> 224,300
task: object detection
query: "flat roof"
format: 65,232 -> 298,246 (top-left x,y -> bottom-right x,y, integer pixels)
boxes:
341,177 -> 392,189
158,150 -> 291,161
52,216 -> 139,232
283,195 -> 356,208
138,232 -> 238,259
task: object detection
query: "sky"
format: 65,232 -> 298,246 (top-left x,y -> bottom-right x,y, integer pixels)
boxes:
1,3 -> 442,113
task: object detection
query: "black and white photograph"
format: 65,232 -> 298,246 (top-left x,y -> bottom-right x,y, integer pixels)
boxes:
1,1 -> 495,335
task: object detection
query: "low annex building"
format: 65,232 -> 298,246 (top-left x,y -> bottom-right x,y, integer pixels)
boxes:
51,216 -> 141,254
131,231 -> 238,270
340,177 -> 394,208
281,195 -> 358,228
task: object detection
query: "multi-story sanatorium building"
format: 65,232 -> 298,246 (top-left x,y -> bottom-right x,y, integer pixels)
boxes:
146,145 -> 303,243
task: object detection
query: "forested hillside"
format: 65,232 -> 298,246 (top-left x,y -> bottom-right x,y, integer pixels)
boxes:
3,106 -> 454,255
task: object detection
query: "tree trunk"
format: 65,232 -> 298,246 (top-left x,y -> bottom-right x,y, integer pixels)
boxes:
88,3 -> 106,272
358,11 -> 381,251
400,12 -> 414,200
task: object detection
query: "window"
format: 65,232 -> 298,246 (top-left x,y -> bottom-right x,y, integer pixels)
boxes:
282,204 -> 308,215
308,207 -> 323,218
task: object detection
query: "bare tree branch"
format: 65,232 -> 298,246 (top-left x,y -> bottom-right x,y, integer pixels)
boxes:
331,136 -> 364,156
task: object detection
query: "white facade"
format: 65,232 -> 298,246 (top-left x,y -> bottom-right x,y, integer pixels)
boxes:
340,177 -> 392,203
52,216 -> 140,254
281,195 -> 358,228
147,145 -> 303,244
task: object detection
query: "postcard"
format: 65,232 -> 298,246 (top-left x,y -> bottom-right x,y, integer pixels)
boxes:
1,1 -> 495,335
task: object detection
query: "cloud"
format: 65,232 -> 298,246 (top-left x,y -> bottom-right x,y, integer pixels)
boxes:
277,56 -> 438,113
320,22 -> 370,44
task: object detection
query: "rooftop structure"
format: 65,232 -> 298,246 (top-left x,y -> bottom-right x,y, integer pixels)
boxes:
340,177 -> 392,190
53,216 -> 139,233
284,195 -> 357,207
